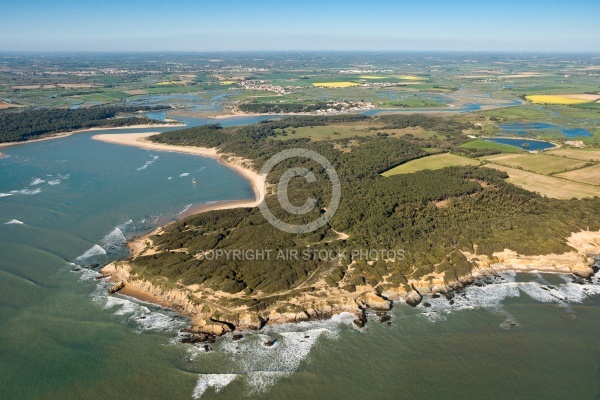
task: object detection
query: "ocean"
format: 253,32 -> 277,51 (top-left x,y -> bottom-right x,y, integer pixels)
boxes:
1,123 -> 599,399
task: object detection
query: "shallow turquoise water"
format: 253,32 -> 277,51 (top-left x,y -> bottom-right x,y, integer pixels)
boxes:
1,123 -> 599,400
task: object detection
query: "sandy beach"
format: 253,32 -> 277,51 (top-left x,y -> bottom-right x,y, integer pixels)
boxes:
92,131 -> 266,257
0,123 -> 184,149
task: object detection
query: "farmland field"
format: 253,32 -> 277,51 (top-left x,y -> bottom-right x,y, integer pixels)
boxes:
482,153 -> 589,175
382,153 -> 480,176
546,148 -> 600,162
312,82 -> 360,88
526,95 -> 591,105
461,139 -> 522,153
556,164 -> 600,185
485,163 -> 600,199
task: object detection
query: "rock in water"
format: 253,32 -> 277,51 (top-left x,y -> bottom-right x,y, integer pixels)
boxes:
405,290 -> 422,307
379,314 -> 392,323
108,281 -> 125,294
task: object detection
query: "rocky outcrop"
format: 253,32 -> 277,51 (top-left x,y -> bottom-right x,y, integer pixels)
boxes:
108,281 -> 125,294
357,292 -> 392,311
100,230 -> 600,340
405,290 -> 423,307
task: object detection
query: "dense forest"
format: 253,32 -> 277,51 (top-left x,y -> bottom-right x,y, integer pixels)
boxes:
0,105 -> 169,143
129,114 -> 600,311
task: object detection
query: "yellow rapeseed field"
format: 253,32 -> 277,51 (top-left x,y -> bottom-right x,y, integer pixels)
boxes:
526,95 -> 589,105
312,82 -> 360,88
155,81 -> 186,86
394,75 -> 425,80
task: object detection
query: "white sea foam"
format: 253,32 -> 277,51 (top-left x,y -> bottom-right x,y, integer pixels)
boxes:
415,271 -> 600,324
4,219 -> 24,225
47,180 -> 61,185
187,312 -> 355,397
117,219 -> 134,231
180,172 -> 190,177
167,177 -> 173,180
10,188 -> 42,195
75,244 -> 107,262
78,269 -> 100,282
92,285 -> 187,332
178,204 -> 192,215
0,193 -> 13,198
29,178 -> 46,186
137,155 -> 160,171
192,374 -> 237,399
101,227 -> 127,248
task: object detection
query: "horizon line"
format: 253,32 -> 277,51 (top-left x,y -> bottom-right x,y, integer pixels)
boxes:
2,49 -> 600,54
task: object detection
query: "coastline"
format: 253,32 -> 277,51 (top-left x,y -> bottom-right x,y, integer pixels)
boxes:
0,123 -> 184,149
91,133 -> 600,339
100,228 -> 600,338
91,132 -> 266,258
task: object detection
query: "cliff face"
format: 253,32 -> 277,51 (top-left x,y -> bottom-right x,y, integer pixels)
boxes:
101,230 -> 600,338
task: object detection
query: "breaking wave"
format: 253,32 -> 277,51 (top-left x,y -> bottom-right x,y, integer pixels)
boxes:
180,172 -> 190,177
192,374 -> 238,399
75,244 -> 107,263
178,204 -> 192,215
5,219 -> 24,225
10,188 -> 42,195
91,284 -> 187,333
137,155 -> 160,171
414,271 -> 600,325
188,313 -> 355,398
29,178 -> 46,186
0,193 -> 13,198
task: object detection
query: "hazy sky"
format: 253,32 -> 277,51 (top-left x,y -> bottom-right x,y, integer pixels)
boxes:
1,0 -> 599,52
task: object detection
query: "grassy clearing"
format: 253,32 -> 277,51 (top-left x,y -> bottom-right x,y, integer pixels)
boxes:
461,139 -> 522,153
273,124 -> 373,141
70,91 -> 128,103
312,82 -> 360,88
482,153 -> 589,175
485,163 -> 600,199
382,153 -> 480,176
145,86 -> 202,94
546,148 -> 600,162
526,95 -> 590,105
0,102 -> 23,110
556,164 -> 600,185
273,125 -> 439,141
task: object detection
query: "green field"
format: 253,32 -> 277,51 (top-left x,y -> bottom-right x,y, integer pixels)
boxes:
547,148 -> 600,162
382,153 -> 480,176
273,124 -> 374,141
482,153 -> 589,175
461,138 -> 522,153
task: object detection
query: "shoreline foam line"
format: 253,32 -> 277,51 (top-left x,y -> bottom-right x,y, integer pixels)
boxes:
91,131 -> 266,257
